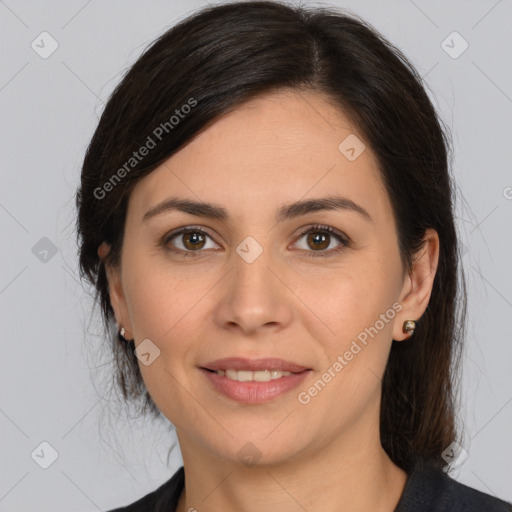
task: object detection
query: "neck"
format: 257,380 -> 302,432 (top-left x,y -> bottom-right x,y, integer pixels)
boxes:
175,424 -> 408,512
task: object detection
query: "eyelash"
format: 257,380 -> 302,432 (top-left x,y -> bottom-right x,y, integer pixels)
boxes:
294,224 -> 350,258
161,224 -> 350,259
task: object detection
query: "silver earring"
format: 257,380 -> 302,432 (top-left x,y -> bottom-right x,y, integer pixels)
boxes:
120,326 -> 126,338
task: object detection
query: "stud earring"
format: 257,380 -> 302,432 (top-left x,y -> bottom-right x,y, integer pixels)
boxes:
118,325 -> 132,342
402,320 -> 416,336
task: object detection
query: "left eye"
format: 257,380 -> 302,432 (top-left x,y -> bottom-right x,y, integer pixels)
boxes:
293,225 -> 349,256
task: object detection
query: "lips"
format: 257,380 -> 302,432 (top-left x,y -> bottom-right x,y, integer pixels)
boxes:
202,357 -> 310,373
200,357 -> 312,404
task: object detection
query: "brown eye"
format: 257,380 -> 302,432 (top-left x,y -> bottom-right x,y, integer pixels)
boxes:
306,232 -> 330,251
294,225 -> 349,257
164,226 -> 219,256
181,231 -> 206,250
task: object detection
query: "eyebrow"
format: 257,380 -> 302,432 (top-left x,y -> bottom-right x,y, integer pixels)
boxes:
142,195 -> 373,223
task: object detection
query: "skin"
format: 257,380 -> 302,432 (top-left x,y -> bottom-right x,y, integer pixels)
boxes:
99,88 -> 439,512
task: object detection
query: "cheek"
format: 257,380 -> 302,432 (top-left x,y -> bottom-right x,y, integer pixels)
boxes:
295,260 -> 397,348
121,259 -> 214,376
122,267 -> 208,427
122,255 -> 207,340
292,259 -> 399,408
294,275 -> 397,425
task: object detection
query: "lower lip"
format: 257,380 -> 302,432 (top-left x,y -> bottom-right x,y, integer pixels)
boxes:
200,369 -> 311,404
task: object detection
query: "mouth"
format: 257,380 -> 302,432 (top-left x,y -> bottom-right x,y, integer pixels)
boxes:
200,357 -> 312,404
202,357 -> 310,373
203,368 -> 296,382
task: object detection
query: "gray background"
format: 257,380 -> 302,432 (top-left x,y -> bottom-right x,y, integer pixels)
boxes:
1,0 -> 511,510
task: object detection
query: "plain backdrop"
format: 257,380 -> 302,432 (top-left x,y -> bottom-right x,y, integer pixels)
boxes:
1,0 -> 511,510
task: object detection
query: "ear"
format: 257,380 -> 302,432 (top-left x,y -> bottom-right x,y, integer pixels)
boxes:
98,242 -> 134,339
393,229 -> 440,341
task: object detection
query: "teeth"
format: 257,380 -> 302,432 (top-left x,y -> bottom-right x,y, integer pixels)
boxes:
217,369 -> 292,381
225,369 -> 237,380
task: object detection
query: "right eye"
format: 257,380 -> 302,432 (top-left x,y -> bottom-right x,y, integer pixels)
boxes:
162,226 -> 220,256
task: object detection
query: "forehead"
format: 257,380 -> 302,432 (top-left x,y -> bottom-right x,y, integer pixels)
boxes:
127,89 -> 392,226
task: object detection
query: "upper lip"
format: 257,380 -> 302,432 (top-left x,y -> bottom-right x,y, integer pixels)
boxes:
202,357 -> 310,373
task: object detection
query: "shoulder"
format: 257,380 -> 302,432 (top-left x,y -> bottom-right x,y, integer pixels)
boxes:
440,477 -> 512,511
395,459 -> 512,512
106,466 -> 185,512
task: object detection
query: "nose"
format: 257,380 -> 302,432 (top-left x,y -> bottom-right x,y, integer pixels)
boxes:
213,244 -> 294,336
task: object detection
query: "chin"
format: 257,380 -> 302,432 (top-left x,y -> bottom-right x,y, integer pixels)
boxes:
199,426 -> 312,469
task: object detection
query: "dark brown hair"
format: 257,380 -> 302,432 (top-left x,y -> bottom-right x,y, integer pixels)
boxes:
76,0 -> 465,473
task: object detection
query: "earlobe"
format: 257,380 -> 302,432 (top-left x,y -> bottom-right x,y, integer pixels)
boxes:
97,241 -> 110,262
393,229 -> 440,341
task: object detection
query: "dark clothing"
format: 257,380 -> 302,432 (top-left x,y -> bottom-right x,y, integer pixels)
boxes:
108,459 -> 512,511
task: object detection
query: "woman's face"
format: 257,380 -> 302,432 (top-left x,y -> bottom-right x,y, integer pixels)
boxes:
104,89 -> 437,467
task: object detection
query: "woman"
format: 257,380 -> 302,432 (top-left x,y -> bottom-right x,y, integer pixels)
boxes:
76,1 -> 512,511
